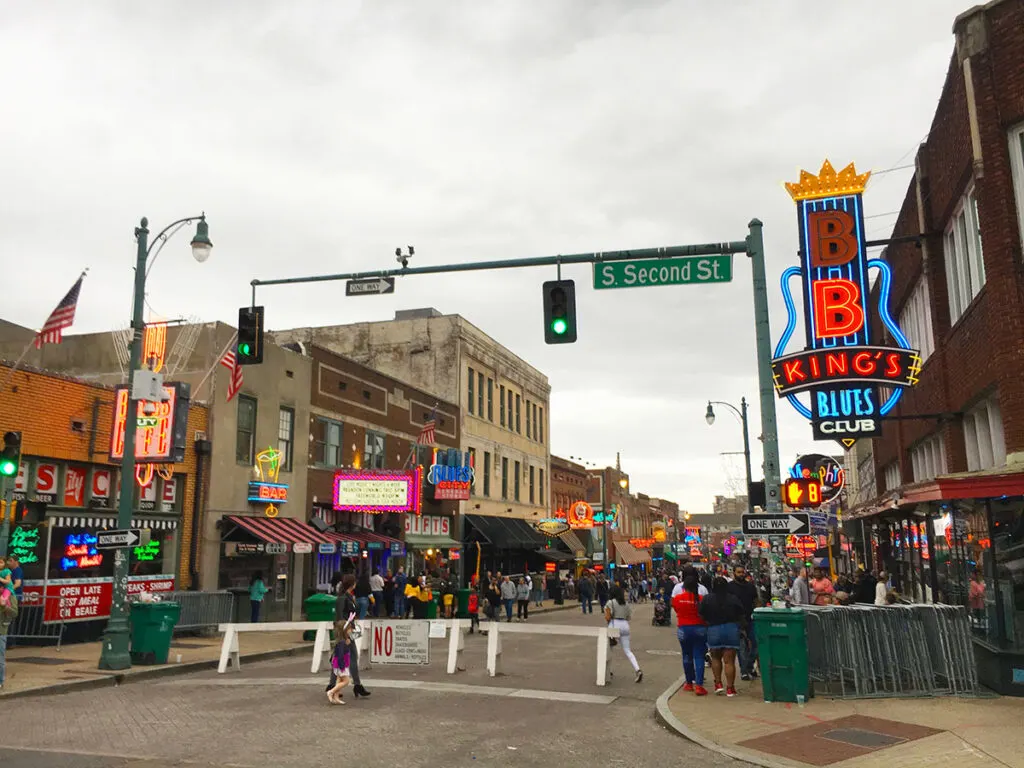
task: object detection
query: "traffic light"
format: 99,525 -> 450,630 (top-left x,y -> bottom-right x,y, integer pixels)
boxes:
237,305 -> 265,365
542,280 -> 577,344
0,431 -> 22,478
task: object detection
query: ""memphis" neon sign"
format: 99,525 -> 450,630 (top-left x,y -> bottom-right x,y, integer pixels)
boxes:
772,160 -> 921,447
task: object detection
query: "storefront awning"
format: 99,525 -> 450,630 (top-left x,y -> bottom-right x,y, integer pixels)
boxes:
50,514 -> 179,530
405,533 -> 461,549
556,530 -> 586,557
465,514 -> 545,549
223,515 -> 335,545
614,538 -> 650,566
538,548 -> 574,562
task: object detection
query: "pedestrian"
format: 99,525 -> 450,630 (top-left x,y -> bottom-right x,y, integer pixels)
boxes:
485,578 -> 502,622
326,620 -> 354,705
699,576 -> 745,697
728,565 -> 760,681
500,575 -> 517,622
333,574 -> 371,698
596,573 -> 610,610
249,571 -> 269,623
604,585 -> 643,682
5,556 -> 22,600
0,589 -> 17,689
875,571 -> 889,606
533,574 -> 545,607
394,567 -> 408,618
578,571 -> 594,614
516,577 -> 531,620
790,567 -> 810,605
852,567 -> 876,605
408,575 -> 433,619
810,567 -> 835,606
369,569 -> 385,617
382,570 -> 395,618
672,572 -> 708,695
355,569 -> 373,619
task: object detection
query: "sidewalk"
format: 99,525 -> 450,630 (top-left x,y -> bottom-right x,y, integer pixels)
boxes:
0,598 -> 579,699
657,676 -> 1024,767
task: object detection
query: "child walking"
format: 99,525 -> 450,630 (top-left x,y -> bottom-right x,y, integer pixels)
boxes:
326,620 -> 353,705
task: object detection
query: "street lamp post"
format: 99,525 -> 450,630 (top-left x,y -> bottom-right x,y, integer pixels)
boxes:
705,398 -> 753,517
98,214 -> 212,671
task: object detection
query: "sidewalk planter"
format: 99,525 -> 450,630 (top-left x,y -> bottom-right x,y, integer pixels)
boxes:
129,601 -> 181,665
303,593 -> 336,641
752,607 -> 812,703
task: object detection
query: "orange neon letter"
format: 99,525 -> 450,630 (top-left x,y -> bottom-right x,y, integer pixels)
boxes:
808,210 -> 858,267
813,279 -> 865,338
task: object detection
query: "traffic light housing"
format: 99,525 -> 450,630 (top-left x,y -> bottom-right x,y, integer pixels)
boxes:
783,477 -> 822,509
237,305 -> 265,365
542,280 -> 577,344
0,431 -> 22,478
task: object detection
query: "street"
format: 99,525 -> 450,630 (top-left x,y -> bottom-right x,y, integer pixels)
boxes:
0,604 -> 739,767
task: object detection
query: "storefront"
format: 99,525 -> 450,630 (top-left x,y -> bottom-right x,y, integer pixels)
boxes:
463,513 -> 548,575
403,513 -> 460,576
612,536 -> 652,573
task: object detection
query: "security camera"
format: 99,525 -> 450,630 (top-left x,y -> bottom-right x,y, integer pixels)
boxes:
395,245 -> 414,269
142,401 -> 157,416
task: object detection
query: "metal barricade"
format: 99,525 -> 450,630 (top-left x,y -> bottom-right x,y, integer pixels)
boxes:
803,603 -> 980,699
7,595 -> 65,647
128,591 -> 235,634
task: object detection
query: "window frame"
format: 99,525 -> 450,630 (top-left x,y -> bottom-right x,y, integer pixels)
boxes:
963,395 -> 1006,472
477,372 -> 484,418
943,185 -> 986,325
499,385 -> 506,426
501,457 -> 508,500
277,406 -> 295,472
910,433 -> 946,483
1009,123 -> 1024,255
899,277 -> 935,364
515,394 -> 521,434
539,468 -> 545,508
487,378 -> 494,422
236,395 -> 257,465
468,367 -> 475,415
514,460 -> 521,502
525,399 -> 532,438
529,465 -> 535,504
314,416 -> 344,468
483,451 -> 491,497
539,406 -> 544,443
363,429 -> 386,470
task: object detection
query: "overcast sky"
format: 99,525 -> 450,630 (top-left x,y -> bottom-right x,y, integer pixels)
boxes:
1,1 -> 967,514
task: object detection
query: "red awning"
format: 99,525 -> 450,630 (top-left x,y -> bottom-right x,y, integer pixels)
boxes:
324,531 -> 361,546
224,515 -> 335,545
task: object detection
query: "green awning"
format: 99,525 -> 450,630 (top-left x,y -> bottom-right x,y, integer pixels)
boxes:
404,533 -> 461,549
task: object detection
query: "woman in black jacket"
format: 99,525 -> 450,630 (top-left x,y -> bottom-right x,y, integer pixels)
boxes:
332,574 -> 371,698
698,577 -> 745,697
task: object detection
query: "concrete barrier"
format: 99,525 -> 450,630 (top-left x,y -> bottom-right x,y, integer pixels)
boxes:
484,622 -> 620,686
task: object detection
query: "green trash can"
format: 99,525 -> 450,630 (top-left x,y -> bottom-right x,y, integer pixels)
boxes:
752,607 -> 812,703
456,588 -> 471,618
303,592 -> 337,641
129,601 -> 181,665
426,593 -> 439,619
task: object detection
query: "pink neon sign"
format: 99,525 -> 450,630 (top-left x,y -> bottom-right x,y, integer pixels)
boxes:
332,467 -> 422,514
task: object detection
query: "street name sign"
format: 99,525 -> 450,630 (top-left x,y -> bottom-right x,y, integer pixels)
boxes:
96,529 -> 142,549
346,277 -> 396,296
741,513 -> 810,536
593,255 -> 732,290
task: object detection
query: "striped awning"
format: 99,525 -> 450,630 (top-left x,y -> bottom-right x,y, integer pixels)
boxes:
556,529 -> 586,558
223,515 -> 335,545
49,515 -> 179,530
613,538 -> 650,566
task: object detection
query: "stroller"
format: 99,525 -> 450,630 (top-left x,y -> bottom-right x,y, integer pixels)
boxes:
651,598 -> 671,626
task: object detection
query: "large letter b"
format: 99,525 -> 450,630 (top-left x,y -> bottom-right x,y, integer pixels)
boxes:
813,279 -> 864,338
808,210 -> 857,267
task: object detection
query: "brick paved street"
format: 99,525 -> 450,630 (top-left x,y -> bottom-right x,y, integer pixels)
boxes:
0,604 -> 740,768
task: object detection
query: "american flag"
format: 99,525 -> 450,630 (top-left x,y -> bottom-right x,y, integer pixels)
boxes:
35,273 -> 86,348
220,349 -> 243,402
417,409 -> 436,446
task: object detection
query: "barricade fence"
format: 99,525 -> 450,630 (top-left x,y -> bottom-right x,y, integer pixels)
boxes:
803,603 -> 980,698
7,595 -> 64,646
129,590 -> 236,634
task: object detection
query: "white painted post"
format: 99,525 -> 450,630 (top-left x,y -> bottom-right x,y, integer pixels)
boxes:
447,619 -> 466,674
596,627 -> 609,686
486,622 -> 502,677
311,622 -> 329,674
356,621 -> 372,670
217,626 -> 240,674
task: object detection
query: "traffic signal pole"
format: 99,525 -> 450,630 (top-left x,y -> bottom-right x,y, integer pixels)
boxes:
0,475 -> 10,557
251,220 -> 785,597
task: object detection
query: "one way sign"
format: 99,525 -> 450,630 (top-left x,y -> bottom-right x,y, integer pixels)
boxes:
96,529 -> 143,549
346,277 -> 396,296
741,513 -> 810,536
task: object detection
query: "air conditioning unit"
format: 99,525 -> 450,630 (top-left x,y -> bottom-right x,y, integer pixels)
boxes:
194,430 -> 208,442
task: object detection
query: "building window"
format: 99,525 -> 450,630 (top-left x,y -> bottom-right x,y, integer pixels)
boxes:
910,434 -> 946,483
483,451 -> 491,497
882,462 -> 901,492
314,417 -> 343,467
515,395 -> 521,434
943,186 -> 986,325
539,468 -> 545,507
477,372 -> 484,417
468,447 -> 477,491
507,389 -> 513,429
468,368 -> 475,415
1009,123 -> 1024,254
278,407 -> 294,472
539,406 -> 544,443
532,403 -> 538,441
899,278 -> 935,364
529,465 -> 535,504
501,457 -> 509,500
963,395 -> 1006,472
499,385 -> 506,426
363,430 -> 385,469
236,395 -> 257,465
514,460 -> 521,501
525,399 -> 532,438
487,378 -> 494,421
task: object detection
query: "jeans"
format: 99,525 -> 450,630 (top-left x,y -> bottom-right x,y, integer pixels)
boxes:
677,624 -> 708,686
580,595 -> 593,614
739,624 -> 758,675
356,596 -> 370,620
250,599 -> 261,623
371,591 -> 384,617
609,619 -> 640,672
503,598 -> 515,621
517,599 -> 529,619
394,593 -> 406,617
0,634 -> 6,685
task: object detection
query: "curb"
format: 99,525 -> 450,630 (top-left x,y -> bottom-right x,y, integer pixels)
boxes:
654,675 -> 791,768
1,644 -> 310,701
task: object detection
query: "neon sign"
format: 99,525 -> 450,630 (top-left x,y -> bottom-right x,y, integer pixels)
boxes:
333,467 -> 423,514
62,533 -> 103,570
534,519 -> 571,536
133,539 -> 161,562
10,527 -> 40,565
110,381 -> 191,464
567,501 -> 594,529
773,160 -> 921,447
789,453 -> 845,505
142,320 -> 167,373
252,447 -> 286,517
629,537 -> 656,549
426,448 -> 474,501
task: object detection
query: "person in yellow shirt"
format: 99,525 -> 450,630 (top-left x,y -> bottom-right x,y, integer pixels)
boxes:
406,575 -> 433,619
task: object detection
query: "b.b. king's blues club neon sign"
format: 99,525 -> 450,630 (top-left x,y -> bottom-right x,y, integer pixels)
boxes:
771,160 -> 922,447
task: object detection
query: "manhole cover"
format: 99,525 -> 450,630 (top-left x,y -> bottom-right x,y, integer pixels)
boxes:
818,728 -> 907,749
12,656 -> 75,666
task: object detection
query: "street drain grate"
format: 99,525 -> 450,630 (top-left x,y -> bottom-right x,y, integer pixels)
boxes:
12,656 -> 75,665
817,729 -> 907,749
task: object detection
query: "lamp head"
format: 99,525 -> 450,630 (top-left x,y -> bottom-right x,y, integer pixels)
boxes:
618,477 -> 628,490
190,216 -> 213,263
705,402 -> 715,426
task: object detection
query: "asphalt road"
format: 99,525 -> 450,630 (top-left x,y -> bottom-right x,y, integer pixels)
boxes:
0,603 -> 741,768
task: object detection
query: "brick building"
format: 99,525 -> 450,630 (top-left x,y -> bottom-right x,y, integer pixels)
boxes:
849,0 -> 1024,694
0,362 -> 207,633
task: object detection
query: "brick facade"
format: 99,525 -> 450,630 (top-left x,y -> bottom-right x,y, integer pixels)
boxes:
868,0 -> 1024,490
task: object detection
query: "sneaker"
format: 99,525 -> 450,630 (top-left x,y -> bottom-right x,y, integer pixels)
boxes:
726,687 -> 737,697
714,682 -> 724,695
741,673 -> 752,681
682,682 -> 694,692
634,669 -> 644,683
694,685 -> 709,696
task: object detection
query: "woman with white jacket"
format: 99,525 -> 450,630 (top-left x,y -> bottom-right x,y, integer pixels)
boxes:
874,571 -> 889,605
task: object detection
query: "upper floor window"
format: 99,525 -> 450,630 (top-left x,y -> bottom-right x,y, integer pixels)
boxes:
963,395 -> 1006,472
363,430 -> 386,470
487,378 -> 494,422
910,433 -> 946,483
1008,123 -> 1024,254
314,416 -> 343,467
943,186 -> 986,325
499,385 -> 506,427
525,399 -> 532,438
882,461 -> 901,492
278,407 -> 295,472
899,278 -> 935,364
468,368 -> 475,415
236,396 -> 257,465
539,406 -> 544,443
515,395 -> 521,434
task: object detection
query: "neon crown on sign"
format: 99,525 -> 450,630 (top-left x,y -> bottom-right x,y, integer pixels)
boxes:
784,159 -> 872,202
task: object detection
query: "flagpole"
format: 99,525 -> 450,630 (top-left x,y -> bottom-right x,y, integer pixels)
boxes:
194,332 -> 238,401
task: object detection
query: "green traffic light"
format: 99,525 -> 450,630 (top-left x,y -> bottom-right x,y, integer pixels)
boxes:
0,459 -> 16,477
239,342 -> 251,357
551,318 -> 568,335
